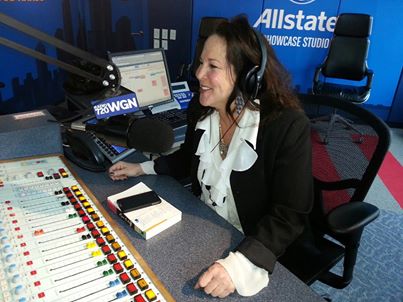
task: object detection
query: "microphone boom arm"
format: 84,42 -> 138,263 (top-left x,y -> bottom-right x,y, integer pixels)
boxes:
0,12 -> 120,89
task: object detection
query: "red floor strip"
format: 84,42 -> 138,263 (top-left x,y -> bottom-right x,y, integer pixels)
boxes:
378,152 -> 403,208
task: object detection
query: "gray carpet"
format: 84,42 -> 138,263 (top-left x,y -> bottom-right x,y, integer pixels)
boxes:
310,209 -> 403,302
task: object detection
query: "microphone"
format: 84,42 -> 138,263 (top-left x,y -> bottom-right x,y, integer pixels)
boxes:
84,117 -> 174,154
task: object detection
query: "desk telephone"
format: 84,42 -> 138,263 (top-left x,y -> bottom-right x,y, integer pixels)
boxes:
63,129 -> 135,172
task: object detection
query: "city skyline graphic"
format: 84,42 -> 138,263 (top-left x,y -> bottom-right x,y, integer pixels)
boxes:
0,0 -> 136,114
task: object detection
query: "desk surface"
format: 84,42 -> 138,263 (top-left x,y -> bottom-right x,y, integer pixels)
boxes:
68,152 -> 324,302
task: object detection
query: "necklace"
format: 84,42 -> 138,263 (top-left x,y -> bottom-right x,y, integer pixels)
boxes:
218,122 -> 229,159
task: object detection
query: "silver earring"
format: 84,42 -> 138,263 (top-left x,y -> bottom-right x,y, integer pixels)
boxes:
235,95 -> 245,115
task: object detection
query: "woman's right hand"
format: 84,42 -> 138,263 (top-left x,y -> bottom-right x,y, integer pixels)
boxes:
108,161 -> 145,181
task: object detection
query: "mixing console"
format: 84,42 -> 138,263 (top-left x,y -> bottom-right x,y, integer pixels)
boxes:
0,155 -> 172,302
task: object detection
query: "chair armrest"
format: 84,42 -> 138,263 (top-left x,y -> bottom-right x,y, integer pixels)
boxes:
327,201 -> 380,235
313,66 -> 323,85
366,69 -> 374,89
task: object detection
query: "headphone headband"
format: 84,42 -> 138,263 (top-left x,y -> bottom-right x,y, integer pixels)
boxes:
253,29 -> 267,89
241,29 -> 267,100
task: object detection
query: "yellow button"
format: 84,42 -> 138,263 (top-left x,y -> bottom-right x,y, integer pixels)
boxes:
82,201 -> 90,208
79,196 -> 86,201
92,250 -> 102,257
124,259 -> 134,270
75,191 -> 82,197
71,185 -> 79,191
145,289 -> 156,301
137,278 -> 148,290
117,250 -> 127,260
87,207 -> 95,214
96,221 -> 104,228
101,227 -> 110,235
86,242 -> 96,249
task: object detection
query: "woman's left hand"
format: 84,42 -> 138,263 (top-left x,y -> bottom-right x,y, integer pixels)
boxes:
194,262 -> 235,298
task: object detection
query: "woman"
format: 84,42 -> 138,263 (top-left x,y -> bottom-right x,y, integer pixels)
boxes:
109,15 -> 313,298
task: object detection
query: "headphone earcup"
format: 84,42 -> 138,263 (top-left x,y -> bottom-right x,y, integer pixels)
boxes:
242,65 -> 259,99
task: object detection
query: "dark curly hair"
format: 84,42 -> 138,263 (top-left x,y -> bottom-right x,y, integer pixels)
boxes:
198,15 -> 301,122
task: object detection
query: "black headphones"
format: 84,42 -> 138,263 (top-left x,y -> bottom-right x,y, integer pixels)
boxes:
241,29 -> 267,100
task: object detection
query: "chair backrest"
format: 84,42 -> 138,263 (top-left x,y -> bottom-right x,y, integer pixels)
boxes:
190,17 -> 227,75
322,13 -> 373,81
300,93 -> 390,214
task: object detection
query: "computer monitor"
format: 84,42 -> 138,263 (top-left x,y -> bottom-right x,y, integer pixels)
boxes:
109,49 -> 173,110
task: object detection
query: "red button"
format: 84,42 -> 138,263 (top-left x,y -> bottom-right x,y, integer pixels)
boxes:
87,222 -> 95,231
14,227 -> 21,231
38,292 -> 45,298
133,294 -> 146,302
96,237 -> 106,247
76,227 -> 85,233
82,216 -> 90,223
119,272 -> 130,284
37,172 -> 44,177
113,263 -> 123,273
26,261 -> 33,266
30,270 -> 37,276
23,251 -> 30,256
107,254 -> 117,264
91,229 -> 100,238
126,283 -> 138,295
34,281 -> 41,286
101,245 -> 111,255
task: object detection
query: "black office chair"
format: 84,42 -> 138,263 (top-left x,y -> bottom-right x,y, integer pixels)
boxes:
176,17 -> 227,90
279,93 -> 390,292
312,13 -> 374,144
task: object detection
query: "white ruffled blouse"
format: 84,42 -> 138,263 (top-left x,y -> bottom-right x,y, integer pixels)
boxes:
195,109 -> 259,232
140,106 -> 269,296
194,108 -> 269,296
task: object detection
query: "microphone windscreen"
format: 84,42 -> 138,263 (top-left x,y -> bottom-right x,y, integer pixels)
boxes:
127,118 -> 174,153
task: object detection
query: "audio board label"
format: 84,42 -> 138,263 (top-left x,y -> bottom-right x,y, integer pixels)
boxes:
0,155 -> 174,302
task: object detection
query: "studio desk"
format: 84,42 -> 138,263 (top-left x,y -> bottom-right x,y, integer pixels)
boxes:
0,110 -> 324,302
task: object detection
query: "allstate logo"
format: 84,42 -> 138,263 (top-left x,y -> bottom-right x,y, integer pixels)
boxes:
290,0 -> 316,4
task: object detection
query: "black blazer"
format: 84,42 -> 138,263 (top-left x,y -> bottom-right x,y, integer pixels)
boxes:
154,97 -> 313,273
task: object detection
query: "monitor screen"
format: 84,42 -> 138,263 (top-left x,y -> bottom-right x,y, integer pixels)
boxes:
109,49 -> 173,110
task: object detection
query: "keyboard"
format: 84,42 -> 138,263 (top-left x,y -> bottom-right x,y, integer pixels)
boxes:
149,109 -> 187,129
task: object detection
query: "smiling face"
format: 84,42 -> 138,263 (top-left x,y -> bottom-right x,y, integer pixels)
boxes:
195,34 -> 236,112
